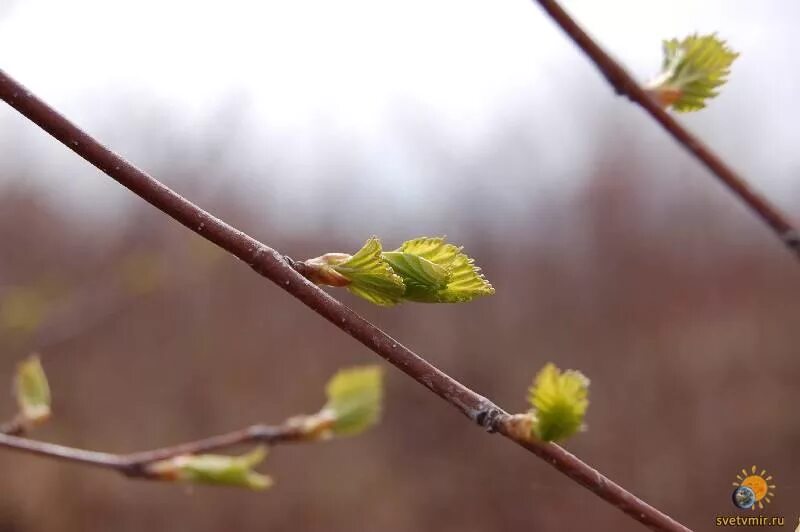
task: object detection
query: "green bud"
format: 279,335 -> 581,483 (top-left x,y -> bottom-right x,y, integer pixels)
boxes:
14,355 -> 51,425
303,236 -> 494,306
527,363 -> 589,443
646,33 -> 738,112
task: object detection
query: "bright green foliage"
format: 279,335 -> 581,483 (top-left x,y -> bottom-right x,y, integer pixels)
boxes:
322,366 -> 383,437
332,238 -> 406,306
14,355 -> 51,425
380,251 -> 449,299
527,363 -> 589,443
385,237 -> 495,303
648,33 -> 739,112
150,446 -> 272,490
318,236 -> 494,306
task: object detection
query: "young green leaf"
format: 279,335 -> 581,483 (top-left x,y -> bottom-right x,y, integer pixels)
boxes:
389,237 -> 495,303
527,363 -> 589,443
303,236 -> 494,306
380,251 -> 449,298
331,238 -> 406,306
322,365 -> 383,437
147,446 -> 272,490
647,33 -> 739,112
14,355 -> 51,425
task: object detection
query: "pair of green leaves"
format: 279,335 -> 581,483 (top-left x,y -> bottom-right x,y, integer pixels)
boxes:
306,237 -> 495,306
648,33 -> 739,112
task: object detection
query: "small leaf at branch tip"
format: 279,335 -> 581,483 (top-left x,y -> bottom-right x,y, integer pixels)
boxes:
147,446 -> 273,490
14,355 -> 51,425
322,365 -> 384,437
527,363 -> 589,443
388,237 -> 495,303
646,33 -> 739,112
306,236 -> 494,306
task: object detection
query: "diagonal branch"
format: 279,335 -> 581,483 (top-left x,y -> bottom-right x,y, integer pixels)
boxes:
0,70 -> 690,531
531,0 -> 800,258
0,421 -> 304,479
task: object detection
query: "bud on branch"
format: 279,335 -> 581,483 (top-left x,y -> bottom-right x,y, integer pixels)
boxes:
300,237 -> 495,306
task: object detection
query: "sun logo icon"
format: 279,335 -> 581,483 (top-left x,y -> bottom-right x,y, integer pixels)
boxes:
732,466 -> 776,510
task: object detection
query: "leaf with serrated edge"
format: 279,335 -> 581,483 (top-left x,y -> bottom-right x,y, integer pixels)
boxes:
396,237 -> 462,266
332,238 -> 406,306
381,252 -> 449,291
648,33 -> 738,112
527,363 -> 589,443
390,237 -> 494,303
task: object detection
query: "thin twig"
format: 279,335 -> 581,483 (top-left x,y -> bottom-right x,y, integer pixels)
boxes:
531,0 -> 800,258
0,421 -> 305,479
0,70 -> 690,531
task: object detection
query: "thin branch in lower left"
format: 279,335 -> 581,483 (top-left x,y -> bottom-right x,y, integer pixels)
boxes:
0,419 -> 307,481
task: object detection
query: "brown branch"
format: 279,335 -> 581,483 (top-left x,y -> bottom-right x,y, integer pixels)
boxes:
0,421 -> 305,479
0,70 -> 690,531
531,0 -> 800,258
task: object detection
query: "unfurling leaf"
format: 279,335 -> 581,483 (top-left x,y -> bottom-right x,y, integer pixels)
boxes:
331,238 -> 406,306
390,237 -> 495,303
527,363 -> 589,443
322,366 -> 383,436
304,236 -> 494,306
646,33 -> 738,112
14,355 -> 51,425
148,446 -> 272,490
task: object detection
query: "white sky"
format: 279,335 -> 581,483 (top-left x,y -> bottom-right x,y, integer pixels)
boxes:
1,0 -> 774,128
1,0 -> 799,228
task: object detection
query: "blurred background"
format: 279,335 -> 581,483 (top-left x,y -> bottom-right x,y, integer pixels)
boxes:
1,0 -> 799,530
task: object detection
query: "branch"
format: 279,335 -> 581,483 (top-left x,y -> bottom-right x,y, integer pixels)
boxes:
0,421 -> 304,479
531,0 -> 800,259
0,70 -> 690,531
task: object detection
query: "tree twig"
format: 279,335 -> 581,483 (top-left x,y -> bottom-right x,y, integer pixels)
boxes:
0,70 -> 690,531
531,0 -> 800,258
0,421 -> 305,479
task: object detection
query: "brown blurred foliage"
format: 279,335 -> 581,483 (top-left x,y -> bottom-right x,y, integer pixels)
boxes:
1,128 -> 799,532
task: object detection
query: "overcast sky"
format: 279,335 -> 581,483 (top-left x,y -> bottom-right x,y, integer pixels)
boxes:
3,1 -> 787,129
1,1 -> 799,229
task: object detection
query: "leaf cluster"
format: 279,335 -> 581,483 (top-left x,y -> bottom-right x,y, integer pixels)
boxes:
323,237 -> 494,306
648,33 -> 739,112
